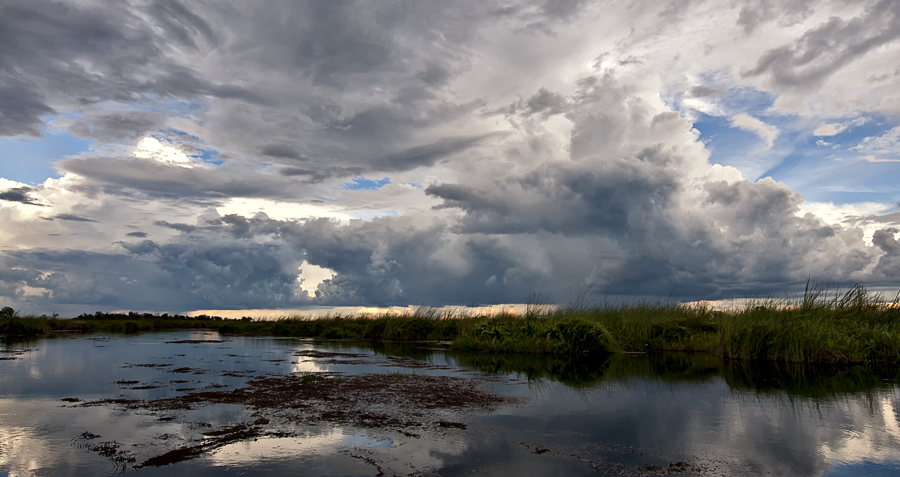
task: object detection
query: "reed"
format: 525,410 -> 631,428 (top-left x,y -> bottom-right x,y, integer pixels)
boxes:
3,283 -> 899,364
717,283 -> 900,365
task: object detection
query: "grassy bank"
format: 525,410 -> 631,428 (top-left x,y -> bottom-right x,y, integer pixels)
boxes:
3,284 -> 900,365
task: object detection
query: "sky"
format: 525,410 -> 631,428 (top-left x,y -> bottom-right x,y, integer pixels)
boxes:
2,0 -> 900,316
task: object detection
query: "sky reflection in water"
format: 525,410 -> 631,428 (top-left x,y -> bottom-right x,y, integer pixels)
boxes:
0,331 -> 898,476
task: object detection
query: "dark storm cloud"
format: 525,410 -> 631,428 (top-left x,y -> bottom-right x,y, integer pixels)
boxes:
0,186 -> 43,205
53,214 -> 97,222
119,239 -> 303,308
261,144 -> 306,160
0,0 -> 538,176
154,220 -> 198,233
0,235 -> 311,311
872,228 -> 900,279
0,70 -> 55,136
742,0 -> 900,88
279,166 -> 362,183
154,1 -> 517,174
275,216 -> 532,306
423,77 -> 886,298
101,213 -> 535,307
426,159 -> 678,236
58,156 -> 314,200
0,249 -> 161,308
276,0 -> 396,86
126,231 -> 148,238
0,0 -> 255,137
67,110 -> 166,143
372,133 -> 505,172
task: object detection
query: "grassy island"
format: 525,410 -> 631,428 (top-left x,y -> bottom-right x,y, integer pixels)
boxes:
3,284 -> 900,365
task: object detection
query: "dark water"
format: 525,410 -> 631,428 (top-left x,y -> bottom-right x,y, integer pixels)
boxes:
1,331 -> 899,476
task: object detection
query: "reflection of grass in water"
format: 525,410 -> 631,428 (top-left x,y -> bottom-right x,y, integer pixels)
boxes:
4,283 -> 900,364
451,350 -> 899,398
451,352 -> 721,388
450,351 -> 614,387
721,360 -> 899,399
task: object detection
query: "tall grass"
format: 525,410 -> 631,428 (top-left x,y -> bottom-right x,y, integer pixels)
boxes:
3,283 -> 900,364
717,282 -> 900,365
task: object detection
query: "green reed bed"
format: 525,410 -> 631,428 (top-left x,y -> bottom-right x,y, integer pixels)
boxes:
717,284 -> 900,365
3,284 -> 900,364
216,308 -> 463,341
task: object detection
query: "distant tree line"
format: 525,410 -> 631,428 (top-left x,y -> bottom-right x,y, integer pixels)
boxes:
73,311 -> 228,321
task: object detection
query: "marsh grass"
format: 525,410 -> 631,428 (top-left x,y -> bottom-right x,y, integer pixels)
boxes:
717,282 -> 900,365
3,283 -> 900,364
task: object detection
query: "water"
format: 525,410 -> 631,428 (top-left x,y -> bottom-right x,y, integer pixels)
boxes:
1,330 -> 899,476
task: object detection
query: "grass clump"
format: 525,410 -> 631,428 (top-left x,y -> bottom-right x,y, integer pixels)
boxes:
717,283 -> 900,365
1,307 -> 51,336
453,315 -> 619,355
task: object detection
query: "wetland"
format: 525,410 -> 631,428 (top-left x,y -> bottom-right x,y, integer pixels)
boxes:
1,329 -> 900,476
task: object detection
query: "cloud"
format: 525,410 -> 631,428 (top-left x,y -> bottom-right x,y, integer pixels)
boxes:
729,113 -> 780,149
854,125 -> 900,154
0,71 -> 55,137
5,64 -> 897,313
0,0 -> 231,133
371,133 -> 506,172
814,117 -> 867,136
737,0 -> 817,35
814,124 -> 844,137
67,110 -> 166,143
0,186 -> 43,206
741,0 -> 900,90
684,85 -> 724,98
862,155 -> 900,163
872,228 -> 900,278
53,214 -> 97,222
1,1 -> 900,314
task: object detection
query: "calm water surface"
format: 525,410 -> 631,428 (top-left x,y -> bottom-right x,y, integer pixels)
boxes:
1,330 -> 899,476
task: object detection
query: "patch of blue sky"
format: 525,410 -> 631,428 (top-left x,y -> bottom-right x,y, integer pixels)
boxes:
0,131 -> 94,185
759,132 -> 900,205
774,115 -> 899,201
776,156 -> 900,205
686,86 -> 791,179
190,147 -> 222,165
718,86 -> 777,117
344,177 -> 391,190
163,127 -> 202,142
688,83 -> 900,205
692,112 -> 783,178
822,115 -> 899,158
